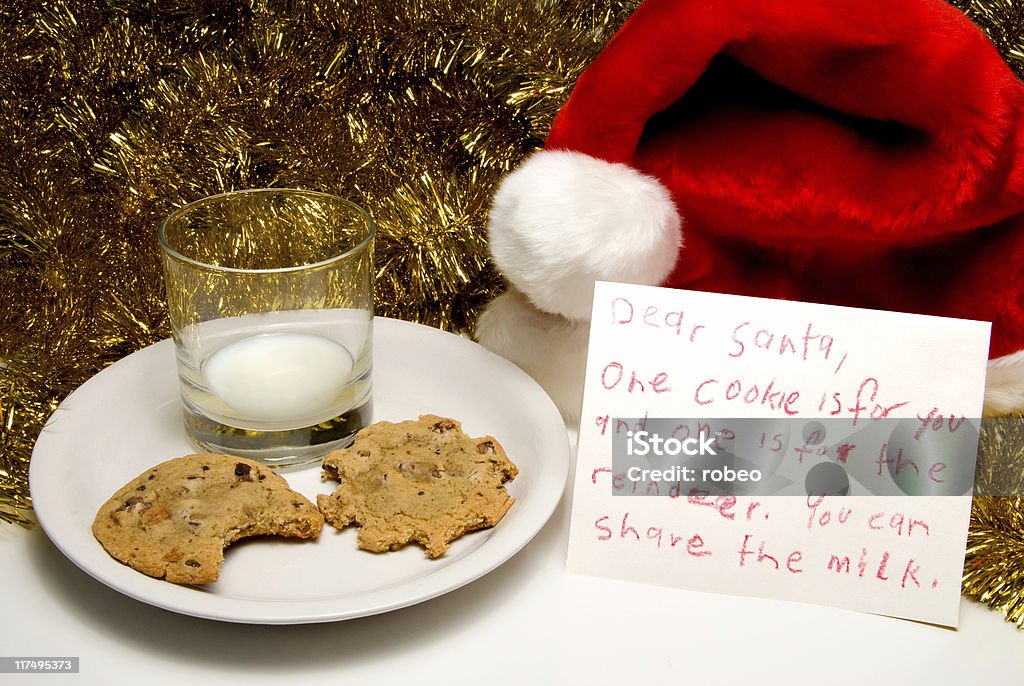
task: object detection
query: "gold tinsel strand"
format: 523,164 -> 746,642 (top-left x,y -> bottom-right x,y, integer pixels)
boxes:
951,0 -> 1024,76
2,0 -> 1024,625
964,419 -> 1024,627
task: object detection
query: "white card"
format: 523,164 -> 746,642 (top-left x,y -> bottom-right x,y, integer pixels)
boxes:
566,282 -> 991,627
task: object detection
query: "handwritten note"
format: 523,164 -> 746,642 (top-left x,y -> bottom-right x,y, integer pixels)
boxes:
565,282 -> 991,626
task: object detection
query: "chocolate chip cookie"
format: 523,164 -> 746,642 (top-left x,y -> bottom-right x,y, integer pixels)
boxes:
317,415 -> 518,558
92,454 -> 324,584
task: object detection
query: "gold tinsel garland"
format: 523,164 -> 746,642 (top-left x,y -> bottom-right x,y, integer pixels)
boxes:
964,419 -> 1024,627
1,0 -> 1023,624
0,0 -> 641,528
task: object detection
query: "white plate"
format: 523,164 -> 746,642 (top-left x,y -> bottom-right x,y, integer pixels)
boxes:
29,317 -> 569,624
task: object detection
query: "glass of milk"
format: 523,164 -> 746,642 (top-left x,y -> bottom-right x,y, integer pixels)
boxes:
158,189 -> 374,467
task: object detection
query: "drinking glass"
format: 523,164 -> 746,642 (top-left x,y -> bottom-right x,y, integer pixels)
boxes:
158,189 -> 374,467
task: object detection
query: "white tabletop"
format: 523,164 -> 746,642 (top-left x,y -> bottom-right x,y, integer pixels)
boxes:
3,428 -> 1023,685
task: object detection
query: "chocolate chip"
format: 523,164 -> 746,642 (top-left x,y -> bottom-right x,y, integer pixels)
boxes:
431,419 -> 457,433
136,485 -> 146,491
184,559 -> 201,568
118,496 -> 150,514
477,440 -> 496,454
234,463 -> 252,480
258,473 -> 266,481
418,491 -> 425,496
201,465 -> 210,471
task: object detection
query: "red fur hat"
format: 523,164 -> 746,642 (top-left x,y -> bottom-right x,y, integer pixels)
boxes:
479,0 -> 1024,418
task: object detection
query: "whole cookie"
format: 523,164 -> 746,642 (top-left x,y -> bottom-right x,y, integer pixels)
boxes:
92,454 -> 323,584
317,415 -> 518,558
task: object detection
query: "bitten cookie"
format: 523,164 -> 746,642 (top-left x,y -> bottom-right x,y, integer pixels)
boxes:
317,415 -> 518,558
92,454 -> 324,584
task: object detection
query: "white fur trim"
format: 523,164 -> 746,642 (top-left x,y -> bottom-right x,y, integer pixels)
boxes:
476,288 -> 589,425
488,150 -> 682,321
984,349 -> 1024,416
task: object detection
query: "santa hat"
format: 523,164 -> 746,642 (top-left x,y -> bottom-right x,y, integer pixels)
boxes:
479,0 -> 1024,419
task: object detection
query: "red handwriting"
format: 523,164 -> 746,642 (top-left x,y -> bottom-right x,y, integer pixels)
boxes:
815,378 -> 911,423
914,407 -> 967,440
594,513 -> 712,557
787,439 -> 858,465
687,489 -> 737,520
610,296 -> 705,341
824,547 -> 928,589
806,495 -> 854,531
835,442 -> 856,464
729,321 -> 835,362
848,377 -> 908,425
737,535 -> 803,573
693,376 -> 800,415
590,473 -> 766,522
759,432 -> 784,453
594,412 -> 649,436
671,422 -> 736,452
806,496 -> 931,538
591,467 -> 676,496
586,491 -> 940,591
867,512 -> 930,537
875,444 -> 947,483
600,362 -> 671,394
817,392 -> 844,415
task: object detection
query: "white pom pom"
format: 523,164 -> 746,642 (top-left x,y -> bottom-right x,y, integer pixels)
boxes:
985,350 -> 1024,416
488,150 -> 683,321
476,288 -> 589,424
